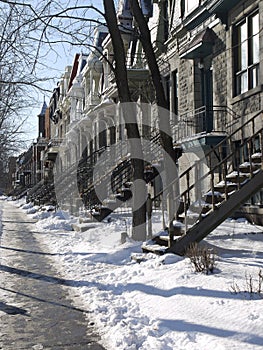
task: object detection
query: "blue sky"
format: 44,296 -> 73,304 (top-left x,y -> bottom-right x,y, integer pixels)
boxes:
23,0 -> 104,146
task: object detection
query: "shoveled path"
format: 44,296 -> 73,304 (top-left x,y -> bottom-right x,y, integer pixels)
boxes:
0,201 -> 106,350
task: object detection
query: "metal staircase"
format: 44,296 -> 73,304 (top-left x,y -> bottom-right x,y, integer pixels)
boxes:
62,125 -> 180,221
83,158 -> 134,221
82,133 -> 165,221
142,111 -> 263,256
27,179 -> 57,206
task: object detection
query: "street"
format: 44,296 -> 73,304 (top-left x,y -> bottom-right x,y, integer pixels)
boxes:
0,201 -> 105,350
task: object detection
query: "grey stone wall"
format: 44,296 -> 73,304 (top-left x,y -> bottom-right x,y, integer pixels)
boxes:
212,25 -> 228,108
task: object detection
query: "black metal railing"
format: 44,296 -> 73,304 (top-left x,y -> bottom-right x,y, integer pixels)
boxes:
172,105 -> 241,140
155,110 -> 263,233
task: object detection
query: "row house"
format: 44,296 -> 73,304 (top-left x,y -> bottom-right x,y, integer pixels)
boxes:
0,156 -> 17,195
142,0 -> 263,254
153,0 -> 263,225
12,102 -> 48,199
25,0 -> 262,252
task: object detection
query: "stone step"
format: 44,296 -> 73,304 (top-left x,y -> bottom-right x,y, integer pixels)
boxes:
226,171 -> 249,184
71,222 -> 97,232
214,181 -> 238,194
141,243 -> 166,255
239,162 -> 261,173
251,152 -> 262,163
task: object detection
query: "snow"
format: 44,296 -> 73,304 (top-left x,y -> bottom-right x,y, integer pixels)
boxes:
216,180 -> 237,187
2,197 -> 263,349
204,191 -> 223,197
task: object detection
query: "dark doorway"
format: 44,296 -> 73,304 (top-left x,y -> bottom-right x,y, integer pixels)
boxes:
200,62 -> 213,132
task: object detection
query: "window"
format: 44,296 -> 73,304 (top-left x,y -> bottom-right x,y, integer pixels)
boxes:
234,10 -> 259,95
164,74 -> 170,110
172,70 -> 178,116
185,0 -> 199,15
163,0 -> 169,42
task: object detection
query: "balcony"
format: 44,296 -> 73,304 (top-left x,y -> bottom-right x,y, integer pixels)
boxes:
36,137 -> 48,147
172,105 -> 240,148
108,52 -> 149,85
87,92 -> 100,107
46,138 -> 63,161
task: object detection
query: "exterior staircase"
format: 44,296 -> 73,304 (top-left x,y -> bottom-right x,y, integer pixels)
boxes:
82,132 -> 172,221
27,180 -> 56,206
86,159 -> 134,221
142,111 -> 263,256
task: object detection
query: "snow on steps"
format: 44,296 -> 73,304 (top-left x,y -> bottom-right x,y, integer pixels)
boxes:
142,163 -> 263,256
71,216 -> 100,232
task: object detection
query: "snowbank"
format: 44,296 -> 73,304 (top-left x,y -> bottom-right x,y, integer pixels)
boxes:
15,203 -> 263,350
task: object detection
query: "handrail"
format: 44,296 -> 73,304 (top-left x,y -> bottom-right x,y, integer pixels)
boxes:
181,127 -> 262,202
82,131 -> 163,199
153,125 -> 262,236
212,105 -> 241,120
54,110 -> 262,215
48,138 -> 63,147
154,110 -> 263,202
173,105 -> 243,140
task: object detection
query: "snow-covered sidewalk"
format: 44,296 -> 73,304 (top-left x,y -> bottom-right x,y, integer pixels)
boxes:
6,198 -> 263,350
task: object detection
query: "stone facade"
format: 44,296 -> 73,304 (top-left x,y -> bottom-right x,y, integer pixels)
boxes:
160,0 -> 262,139
159,0 -> 263,212
12,0 -> 262,220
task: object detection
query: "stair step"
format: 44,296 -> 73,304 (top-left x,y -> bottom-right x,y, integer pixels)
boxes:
79,216 -> 94,224
152,236 -> 169,247
251,153 -> 262,163
116,189 -> 132,201
90,205 -> 113,221
178,214 -> 197,226
226,171 -> 249,184
72,223 -> 97,232
214,181 -> 238,193
239,162 -> 261,173
124,182 -> 133,187
141,244 -> 166,255
203,191 -> 224,204
189,200 -> 212,214
103,198 -> 117,205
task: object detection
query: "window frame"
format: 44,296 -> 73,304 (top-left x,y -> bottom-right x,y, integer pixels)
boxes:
233,9 -> 260,96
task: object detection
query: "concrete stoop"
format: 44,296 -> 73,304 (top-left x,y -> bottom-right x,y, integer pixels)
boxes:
71,222 -> 98,232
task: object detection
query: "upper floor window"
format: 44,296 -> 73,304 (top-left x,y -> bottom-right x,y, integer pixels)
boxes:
185,0 -> 199,14
181,0 -> 204,17
233,10 -> 260,96
163,0 -> 169,42
163,74 -> 170,110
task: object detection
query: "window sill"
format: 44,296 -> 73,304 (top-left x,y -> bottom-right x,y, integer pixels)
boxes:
231,85 -> 263,104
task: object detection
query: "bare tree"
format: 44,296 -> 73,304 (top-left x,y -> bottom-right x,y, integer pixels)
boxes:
130,0 -> 177,241
0,0 -> 176,242
103,0 -> 147,241
0,4 -> 30,159
0,1 -> 55,159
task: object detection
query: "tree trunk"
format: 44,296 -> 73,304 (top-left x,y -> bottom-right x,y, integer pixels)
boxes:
130,0 -> 177,242
103,0 -> 146,241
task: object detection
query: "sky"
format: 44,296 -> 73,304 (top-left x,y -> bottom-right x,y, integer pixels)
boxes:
1,196 -> 263,350
22,0 -> 104,146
